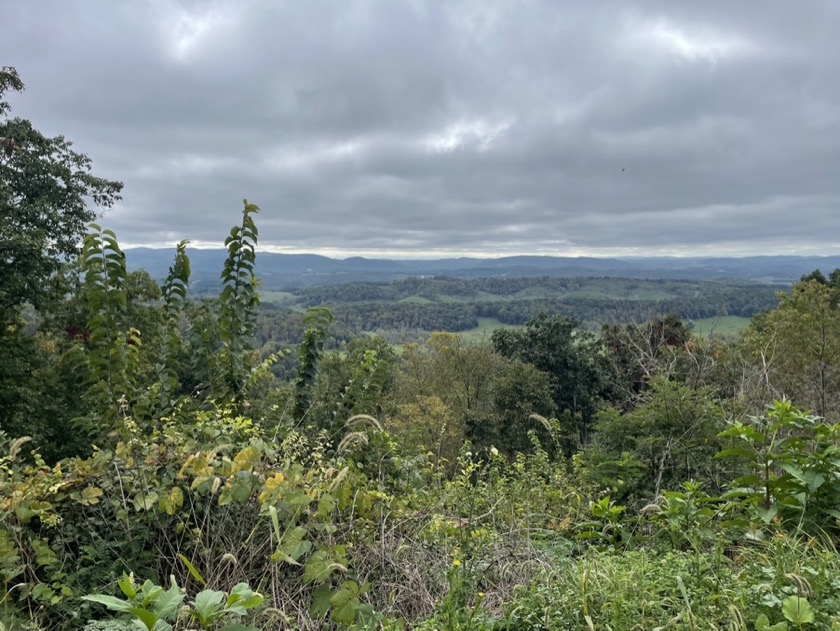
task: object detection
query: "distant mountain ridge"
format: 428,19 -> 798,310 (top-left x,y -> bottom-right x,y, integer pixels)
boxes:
124,247 -> 840,290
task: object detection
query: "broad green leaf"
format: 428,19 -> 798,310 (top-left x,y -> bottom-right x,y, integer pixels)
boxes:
79,485 -> 104,506
138,581 -> 163,606
756,504 -> 778,524
316,493 -> 336,518
715,448 -> 755,460
778,463 -> 807,483
310,584 -> 332,617
151,585 -> 184,619
31,538 -> 58,567
271,550 -> 300,565
130,607 -> 159,631
219,478 -> 253,506
118,575 -> 137,600
227,583 -> 264,610
286,488 -> 312,508
14,506 -> 37,524
804,470 -> 825,492
133,492 -> 158,512
755,615 -> 788,631
331,595 -> 357,625
280,526 -> 312,563
159,487 -> 184,516
231,446 -> 261,474
192,589 -> 225,621
81,594 -> 135,613
782,596 -> 815,624
303,551 -> 332,584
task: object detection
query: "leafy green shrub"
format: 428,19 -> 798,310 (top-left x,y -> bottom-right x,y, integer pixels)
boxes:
645,480 -> 720,551
82,573 -> 263,631
580,378 -> 727,503
1,403 -> 408,628
717,400 -> 840,535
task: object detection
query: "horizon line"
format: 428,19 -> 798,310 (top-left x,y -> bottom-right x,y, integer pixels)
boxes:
119,243 -> 840,261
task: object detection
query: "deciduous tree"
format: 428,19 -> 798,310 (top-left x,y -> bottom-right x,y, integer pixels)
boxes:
0,66 -> 122,322
493,313 -> 615,443
743,279 -> 840,417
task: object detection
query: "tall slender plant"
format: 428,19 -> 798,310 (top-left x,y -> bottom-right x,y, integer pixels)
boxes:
72,224 -> 140,433
218,200 -> 260,402
293,307 -> 333,419
135,240 -> 191,418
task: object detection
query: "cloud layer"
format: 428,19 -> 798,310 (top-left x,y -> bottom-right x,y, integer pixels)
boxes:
3,1 -> 840,257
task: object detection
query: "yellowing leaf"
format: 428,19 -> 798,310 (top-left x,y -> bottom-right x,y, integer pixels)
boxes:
192,454 -> 215,477
259,472 -> 286,504
159,487 -> 184,516
176,453 -> 196,479
231,446 -> 261,474
79,486 -> 103,506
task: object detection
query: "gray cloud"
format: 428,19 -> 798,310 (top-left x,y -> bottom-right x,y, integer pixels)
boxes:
3,0 -> 840,257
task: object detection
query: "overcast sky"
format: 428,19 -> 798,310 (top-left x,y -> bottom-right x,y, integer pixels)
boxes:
3,1 -> 840,258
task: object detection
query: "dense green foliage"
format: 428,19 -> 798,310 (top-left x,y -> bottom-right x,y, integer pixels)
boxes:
492,314 -> 616,446
295,276 -> 780,321
0,66 -> 123,324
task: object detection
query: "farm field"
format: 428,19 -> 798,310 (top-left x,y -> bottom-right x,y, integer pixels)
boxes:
690,315 -> 752,338
458,317 -> 523,343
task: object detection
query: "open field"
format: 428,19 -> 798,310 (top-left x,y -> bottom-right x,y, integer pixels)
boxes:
458,317 -> 523,343
259,290 -> 297,305
690,315 -> 751,338
458,315 -> 752,343
397,294 -> 435,304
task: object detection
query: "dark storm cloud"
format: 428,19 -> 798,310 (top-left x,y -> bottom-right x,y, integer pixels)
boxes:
3,0 -> 840,256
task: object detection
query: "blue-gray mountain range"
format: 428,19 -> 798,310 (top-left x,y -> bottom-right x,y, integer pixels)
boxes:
124,249 -> 840,290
